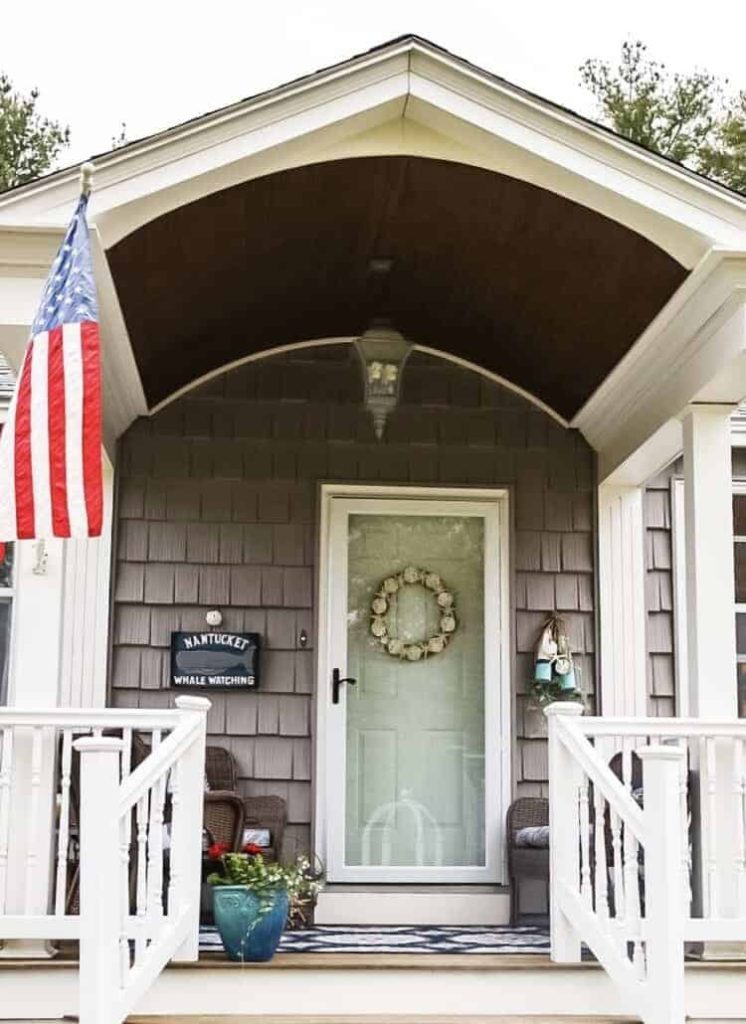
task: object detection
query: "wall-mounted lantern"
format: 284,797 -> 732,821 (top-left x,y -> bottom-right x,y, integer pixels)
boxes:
354,322 -> 412,441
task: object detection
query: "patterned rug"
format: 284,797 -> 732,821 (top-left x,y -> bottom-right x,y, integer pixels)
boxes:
199,923 -> 550,954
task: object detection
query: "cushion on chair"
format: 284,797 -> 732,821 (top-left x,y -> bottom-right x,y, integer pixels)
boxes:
515,825 -> 550,848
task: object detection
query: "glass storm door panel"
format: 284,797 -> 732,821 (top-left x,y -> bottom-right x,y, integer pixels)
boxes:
324,495 -> 505,884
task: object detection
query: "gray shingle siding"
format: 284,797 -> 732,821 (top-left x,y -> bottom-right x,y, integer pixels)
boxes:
111,347 -> 597,848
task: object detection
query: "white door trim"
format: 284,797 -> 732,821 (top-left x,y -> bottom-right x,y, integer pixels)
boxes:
314,484 -> 511,885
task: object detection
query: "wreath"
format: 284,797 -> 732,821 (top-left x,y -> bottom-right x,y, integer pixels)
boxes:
369,566 -> 457,661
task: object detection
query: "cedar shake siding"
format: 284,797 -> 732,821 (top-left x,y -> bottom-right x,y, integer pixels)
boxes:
644,471 -> 676,717
110,346 -> 597,857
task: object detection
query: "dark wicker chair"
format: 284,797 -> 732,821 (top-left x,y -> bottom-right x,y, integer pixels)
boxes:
507,796 -> 549,925
204,791 -> 245,851
205,746 -> 237,792
243,795 -> 287,863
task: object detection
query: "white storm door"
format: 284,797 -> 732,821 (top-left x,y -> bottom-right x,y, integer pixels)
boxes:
322,490 -> 508,884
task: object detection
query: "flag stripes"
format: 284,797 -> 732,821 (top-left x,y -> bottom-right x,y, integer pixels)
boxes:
0,191 -> 103,546
0,322 -> 102,541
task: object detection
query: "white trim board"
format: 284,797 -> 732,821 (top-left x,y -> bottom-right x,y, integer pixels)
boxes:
314,890 -> 510,925
314,484 -> 512,894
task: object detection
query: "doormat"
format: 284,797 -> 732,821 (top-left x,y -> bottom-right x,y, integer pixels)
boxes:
199,923 -> 550,954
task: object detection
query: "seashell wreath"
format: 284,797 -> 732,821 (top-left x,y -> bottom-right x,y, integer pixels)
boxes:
369,565 -> 457,661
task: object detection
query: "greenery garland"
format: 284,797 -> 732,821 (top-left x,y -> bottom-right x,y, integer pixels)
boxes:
370,566 -> 457,661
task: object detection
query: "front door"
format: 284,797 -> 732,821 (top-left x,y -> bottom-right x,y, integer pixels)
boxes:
319,487 -> 509,884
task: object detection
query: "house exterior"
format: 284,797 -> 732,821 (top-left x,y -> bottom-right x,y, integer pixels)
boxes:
0,34 -> 746,1024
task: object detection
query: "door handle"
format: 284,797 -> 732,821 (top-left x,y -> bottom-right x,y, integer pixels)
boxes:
332,667 -> 356,705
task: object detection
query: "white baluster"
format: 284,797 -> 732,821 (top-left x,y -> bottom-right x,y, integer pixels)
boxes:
610,807 -> 625,921
24,727 -> 44,912
677,736 -> 692,910
54,729 -> 73,915
0,726 -> 13,914
703,735 -> 718,916
739,738 -> 746,917
579,776 -> 592,906
593,782 -> 610,921
135,793 -> 149,962
146,773 -> 166,922
119,816 -> 131,980
621,742 -> 642,971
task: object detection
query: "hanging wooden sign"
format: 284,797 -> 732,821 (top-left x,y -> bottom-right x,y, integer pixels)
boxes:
170,631 -> 260,690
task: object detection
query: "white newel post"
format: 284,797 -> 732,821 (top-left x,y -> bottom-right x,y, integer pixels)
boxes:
546,702 -> 584,962
597,483 -> 648,717
170,696 -> 210,962
683,405 -> 740,948
75,737 -> 124,1024
639,746 -> 686,1024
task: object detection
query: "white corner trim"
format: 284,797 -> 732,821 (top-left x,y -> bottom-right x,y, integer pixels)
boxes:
670,476 -> 689,716
579,254 -> 746,481
597,483 -> 648,717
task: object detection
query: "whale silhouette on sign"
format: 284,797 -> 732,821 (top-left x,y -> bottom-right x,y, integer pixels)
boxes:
175,649 -> 252,677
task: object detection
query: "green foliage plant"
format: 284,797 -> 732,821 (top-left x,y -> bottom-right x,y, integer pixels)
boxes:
0,74 -> 69,192
580,41 -> 746,194
208,852 -> 324,927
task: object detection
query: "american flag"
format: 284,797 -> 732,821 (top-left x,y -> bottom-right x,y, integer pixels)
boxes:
0,192 -> 102,547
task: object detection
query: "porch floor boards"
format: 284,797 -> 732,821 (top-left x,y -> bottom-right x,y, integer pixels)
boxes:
1,950 -> 745,970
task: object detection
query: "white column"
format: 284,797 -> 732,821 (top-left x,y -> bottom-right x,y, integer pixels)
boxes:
682,404 -> 737,716
598,483 -> 648,716
59,454 -> 115,707
683,405 -> 741,956
1,538 -> 67,957
1,452 -> 115,956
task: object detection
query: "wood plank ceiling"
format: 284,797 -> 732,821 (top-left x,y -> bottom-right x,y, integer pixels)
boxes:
108,156 -> 687,420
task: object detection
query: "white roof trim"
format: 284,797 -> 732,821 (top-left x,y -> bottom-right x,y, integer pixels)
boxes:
0,37 -> 743,262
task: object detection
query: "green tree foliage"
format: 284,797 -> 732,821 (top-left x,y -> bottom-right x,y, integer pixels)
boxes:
580,41 -> 746,194
0,73 -> 70,192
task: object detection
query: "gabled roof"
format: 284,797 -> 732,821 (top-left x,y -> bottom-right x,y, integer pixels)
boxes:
0,34 -> 744,208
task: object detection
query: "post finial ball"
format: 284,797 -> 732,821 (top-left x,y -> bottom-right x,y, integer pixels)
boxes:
80,161 -> 94,197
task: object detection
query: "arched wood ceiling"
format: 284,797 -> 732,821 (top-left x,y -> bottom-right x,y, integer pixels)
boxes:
107,156 -> 687,420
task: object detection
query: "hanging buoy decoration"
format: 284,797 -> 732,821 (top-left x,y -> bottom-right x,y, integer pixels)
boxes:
531,614 -> 582,706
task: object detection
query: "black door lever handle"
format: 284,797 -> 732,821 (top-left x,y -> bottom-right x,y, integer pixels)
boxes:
332,667 -> 356,704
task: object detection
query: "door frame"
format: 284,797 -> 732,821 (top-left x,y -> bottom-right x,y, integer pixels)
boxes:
314,484 -> 512,884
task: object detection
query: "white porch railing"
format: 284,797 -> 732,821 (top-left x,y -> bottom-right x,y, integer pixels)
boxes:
0,695 -> 209,1024
547,704 -> 746,1024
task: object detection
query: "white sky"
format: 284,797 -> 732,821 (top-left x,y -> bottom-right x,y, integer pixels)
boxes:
1,0 -> 745,166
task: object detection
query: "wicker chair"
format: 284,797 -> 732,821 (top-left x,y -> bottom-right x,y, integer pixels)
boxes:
243,795 -> 287,863
205,746 -> 237,792
506,796 -> 549,925
204,791 -> 245,851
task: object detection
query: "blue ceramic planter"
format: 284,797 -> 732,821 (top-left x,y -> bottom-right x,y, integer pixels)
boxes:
212,885 -> 289,962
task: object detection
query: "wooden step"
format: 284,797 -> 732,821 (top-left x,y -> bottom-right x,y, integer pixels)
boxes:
128,1017 -> 637,1023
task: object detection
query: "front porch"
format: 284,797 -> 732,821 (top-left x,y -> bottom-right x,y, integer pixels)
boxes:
0,32 -> 746,1024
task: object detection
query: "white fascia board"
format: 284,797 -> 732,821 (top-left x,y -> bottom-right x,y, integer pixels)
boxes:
408,50 -> 746,256
0,54 -> 411,237
90,229 -> 147,448
0,39 -> 743,261
582,253 -> 746,482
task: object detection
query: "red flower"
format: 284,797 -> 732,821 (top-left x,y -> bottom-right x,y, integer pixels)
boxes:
208,841 -> 229,859
243,843 -> 264,856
